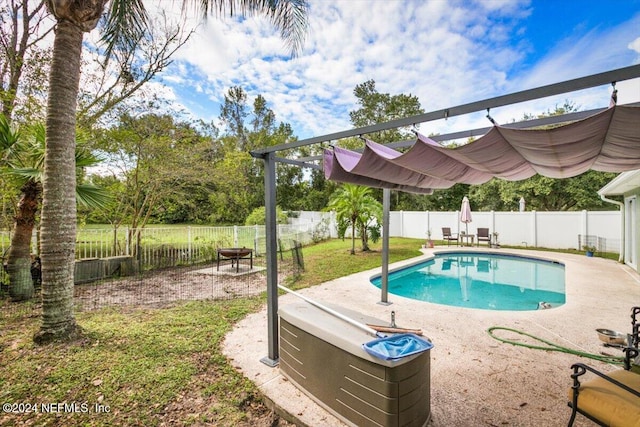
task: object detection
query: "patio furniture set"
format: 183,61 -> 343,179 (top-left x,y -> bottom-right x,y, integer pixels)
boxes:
441,227 -> 494,247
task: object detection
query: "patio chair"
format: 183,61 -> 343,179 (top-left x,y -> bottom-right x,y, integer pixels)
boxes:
476,228 -> 491,247
442,227 -> 459,246
567,307 -> 640,426
567,346 -> 640,426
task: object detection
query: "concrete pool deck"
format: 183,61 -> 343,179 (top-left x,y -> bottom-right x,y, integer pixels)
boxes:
222,247 -> 640,426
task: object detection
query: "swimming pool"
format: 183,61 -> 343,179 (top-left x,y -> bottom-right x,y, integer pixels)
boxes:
371,252 -> 566,311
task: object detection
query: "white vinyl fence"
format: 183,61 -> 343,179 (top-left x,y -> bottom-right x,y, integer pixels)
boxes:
292,210 -> 621,253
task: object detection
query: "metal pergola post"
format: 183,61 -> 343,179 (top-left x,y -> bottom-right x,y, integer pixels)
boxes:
379,188 -> 391,305
259,152 -> 279,367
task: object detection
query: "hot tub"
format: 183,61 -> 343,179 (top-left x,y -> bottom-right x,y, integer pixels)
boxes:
279,302 -> 431,427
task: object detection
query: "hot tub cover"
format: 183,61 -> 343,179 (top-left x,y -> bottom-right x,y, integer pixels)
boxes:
363,333 -> 434,361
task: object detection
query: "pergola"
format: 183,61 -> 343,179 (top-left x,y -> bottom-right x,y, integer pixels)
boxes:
250,64 -> 640,366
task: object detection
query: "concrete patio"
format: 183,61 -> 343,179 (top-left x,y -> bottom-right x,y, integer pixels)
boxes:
223,247 -> 640,426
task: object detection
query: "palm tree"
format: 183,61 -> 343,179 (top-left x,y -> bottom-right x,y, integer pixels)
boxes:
1,115 -> 40,302
328,184 -> 382,255
356,200 -> 382,252
35,1 -> 308,343
0,117 -> 108,301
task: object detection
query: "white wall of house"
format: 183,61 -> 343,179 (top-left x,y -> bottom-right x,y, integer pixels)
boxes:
598,170 -> 640,273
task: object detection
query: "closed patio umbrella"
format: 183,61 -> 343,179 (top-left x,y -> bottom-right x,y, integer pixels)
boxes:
460,196 -> 472,235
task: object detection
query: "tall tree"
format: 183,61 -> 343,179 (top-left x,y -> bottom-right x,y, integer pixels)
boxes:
220,86 -> 249,150
348,80 -> 430,210
36,0 -> 308,343
350,79 -> 423,143
1,1 -> 197,282
0,0 -> 52,120
299,167 -> 336,210
96,113 -> 215,236
212,87 -> 303,223
251,94 -> 276,134
1,1 -> 191,125
209,151 -> 260,224
76,10 -> 194,128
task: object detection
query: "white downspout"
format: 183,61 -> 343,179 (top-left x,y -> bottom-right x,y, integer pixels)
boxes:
600,193 -> 624,262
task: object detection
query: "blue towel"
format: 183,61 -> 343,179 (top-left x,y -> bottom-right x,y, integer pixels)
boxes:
363,333 -> 433,361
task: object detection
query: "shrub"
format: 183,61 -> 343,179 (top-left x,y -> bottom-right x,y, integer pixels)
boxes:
244,206 -> 288,225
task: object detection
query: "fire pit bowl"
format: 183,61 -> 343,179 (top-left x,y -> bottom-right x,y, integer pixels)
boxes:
218,248 -> 252,258
216,247 -> 253,273
596,328 -> 627,345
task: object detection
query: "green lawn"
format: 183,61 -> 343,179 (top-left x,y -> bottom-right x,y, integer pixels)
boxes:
290,237 -> 423,288
0,238 -> 423,426
0,300 -> 268,426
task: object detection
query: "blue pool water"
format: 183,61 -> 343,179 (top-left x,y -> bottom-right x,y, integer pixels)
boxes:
371,252 -> 566,311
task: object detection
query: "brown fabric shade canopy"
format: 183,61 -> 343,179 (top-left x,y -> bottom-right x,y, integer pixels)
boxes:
323,105 -> 640,193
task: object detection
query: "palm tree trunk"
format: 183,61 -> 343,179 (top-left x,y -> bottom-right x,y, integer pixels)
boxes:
360,223 -> 370,252
350,219 -> 356,255
6,179 -> 40,301
34,20 -> 83,344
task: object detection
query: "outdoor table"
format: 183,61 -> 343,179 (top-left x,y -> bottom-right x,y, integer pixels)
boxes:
460,234 -> 475,246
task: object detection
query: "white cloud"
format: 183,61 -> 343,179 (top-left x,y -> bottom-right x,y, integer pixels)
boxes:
156,0 -> 640,141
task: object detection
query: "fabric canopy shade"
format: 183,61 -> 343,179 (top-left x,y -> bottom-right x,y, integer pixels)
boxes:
323,105 -> 640,193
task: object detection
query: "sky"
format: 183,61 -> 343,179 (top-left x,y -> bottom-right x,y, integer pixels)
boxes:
153,0 -> 640,141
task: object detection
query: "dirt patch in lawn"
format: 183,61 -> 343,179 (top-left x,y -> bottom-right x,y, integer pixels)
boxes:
73,264 -> 278,311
